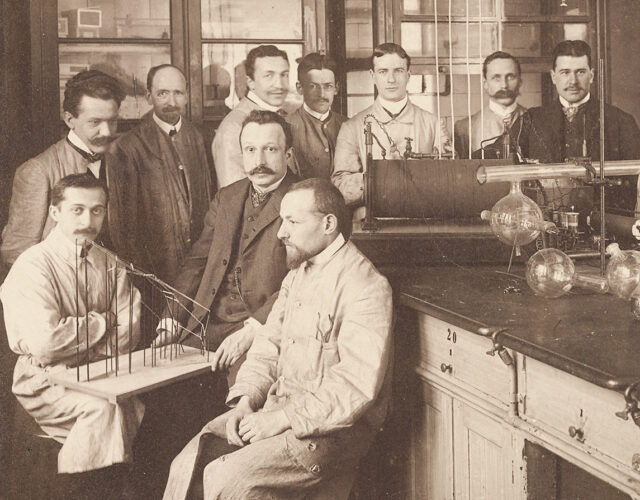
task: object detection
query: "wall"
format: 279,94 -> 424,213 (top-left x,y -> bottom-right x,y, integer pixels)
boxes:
609,0 -> 640,124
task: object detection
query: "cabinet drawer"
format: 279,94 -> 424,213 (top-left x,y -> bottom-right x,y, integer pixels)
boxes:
417,314 -> 512,407
523,357 -> 640,471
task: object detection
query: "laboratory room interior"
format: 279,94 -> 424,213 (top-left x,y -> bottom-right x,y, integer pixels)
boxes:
2,0 -> 640,499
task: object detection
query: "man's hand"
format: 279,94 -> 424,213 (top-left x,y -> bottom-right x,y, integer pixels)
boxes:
238,409 -> 290,444
225,397 -> 255,447
211,325 -> 255,371
154,317 -> 181,347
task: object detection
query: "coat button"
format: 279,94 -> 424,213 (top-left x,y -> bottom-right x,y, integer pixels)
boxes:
308,442 -> 316,451
222,259 -> 227,265
310,464 -> 321,474
324,148 -> 329,153
212,287 -> 216,294
247,216 -> 254,222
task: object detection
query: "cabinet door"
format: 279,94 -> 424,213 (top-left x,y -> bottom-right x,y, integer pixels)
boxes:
453,400 -> 514,500
412,378 -> 454,500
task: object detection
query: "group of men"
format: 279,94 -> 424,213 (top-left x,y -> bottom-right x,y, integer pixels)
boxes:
1,36 -> 639,499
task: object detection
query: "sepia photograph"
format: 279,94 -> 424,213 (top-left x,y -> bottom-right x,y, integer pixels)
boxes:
1,1 -> 640,499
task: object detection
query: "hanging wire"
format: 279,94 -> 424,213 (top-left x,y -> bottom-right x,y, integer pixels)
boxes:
448,0 -> 456,156
465,0 -> 472,159
479,0 -> 485,159
434,0 -> 443,157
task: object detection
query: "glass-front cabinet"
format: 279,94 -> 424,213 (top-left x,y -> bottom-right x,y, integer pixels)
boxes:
30,0 -> 326,151
30,0 -> 597,152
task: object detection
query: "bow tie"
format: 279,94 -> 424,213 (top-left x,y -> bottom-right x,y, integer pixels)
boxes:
250,188 -> 271,208
563,104 -> 583,122
66,138 -> 103,162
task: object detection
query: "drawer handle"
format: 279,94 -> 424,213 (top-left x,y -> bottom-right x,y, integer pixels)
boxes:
440,363 -> 452,374
568,426 -> 585,442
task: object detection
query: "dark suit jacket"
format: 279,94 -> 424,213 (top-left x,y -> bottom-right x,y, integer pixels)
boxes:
172,171 -> 298,335
107,112 -> 212,283
510,98 -> 640,210
511,98 -> 640,163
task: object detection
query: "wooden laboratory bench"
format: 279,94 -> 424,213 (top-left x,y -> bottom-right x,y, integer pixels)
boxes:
388,264 -> 640,500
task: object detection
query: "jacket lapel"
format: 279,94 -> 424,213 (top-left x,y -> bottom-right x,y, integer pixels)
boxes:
240,173 -> 295,253
137,112 -> 165,161
223,180 -> 251,252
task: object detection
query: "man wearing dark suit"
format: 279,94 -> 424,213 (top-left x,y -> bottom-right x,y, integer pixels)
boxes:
158,109 -> 297,373
135,110 -> 297,499
511,40 -> 640,211
107,64 -> 212,284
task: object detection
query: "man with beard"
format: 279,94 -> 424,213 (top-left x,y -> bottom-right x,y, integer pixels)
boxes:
1,70 -> 124,266
107,64 -> 212,284
135,111 -> 297,498
287,52 -> 346,179
162,178 -> 393,500
1,174 -> 143,495
454,51 -> 526,158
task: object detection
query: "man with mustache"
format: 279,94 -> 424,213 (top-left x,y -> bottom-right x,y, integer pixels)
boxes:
212,45 -> 294,188
287,52 -> 346,179
332,43 -> 450,215
1,174 -> 143,495
142,112 -> 297,489
454,51 -> 526,159
1,70 -> 124,266
511,40 -> 640,211
162,178 -> 392,500
107,64 -> 212,284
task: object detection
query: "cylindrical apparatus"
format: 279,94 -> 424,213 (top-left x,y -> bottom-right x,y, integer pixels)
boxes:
590,211 -> 640,242
476,160 -> 640,185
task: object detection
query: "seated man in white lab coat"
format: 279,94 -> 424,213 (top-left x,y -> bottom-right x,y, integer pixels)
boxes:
1,174 -> 143,494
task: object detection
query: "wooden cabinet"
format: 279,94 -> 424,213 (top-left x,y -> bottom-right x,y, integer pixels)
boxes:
411,314 -> 524,499
407,308 -> 640,499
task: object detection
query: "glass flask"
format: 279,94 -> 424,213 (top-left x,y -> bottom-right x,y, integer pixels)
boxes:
526,248 -> 609,298
481,182 -> 556,251
605,243 -> 640,300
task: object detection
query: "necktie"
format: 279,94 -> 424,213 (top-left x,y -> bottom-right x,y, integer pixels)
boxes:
250,187 -> 271,208
66,137 -> 103,163
382,102 -> 408,121
563,105 -> 579,122
169,128 -> 177,137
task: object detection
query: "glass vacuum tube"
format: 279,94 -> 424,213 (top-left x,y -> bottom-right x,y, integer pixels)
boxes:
526,248 -> 608,298
481,182 -> 556,253
605,243 -> 640,300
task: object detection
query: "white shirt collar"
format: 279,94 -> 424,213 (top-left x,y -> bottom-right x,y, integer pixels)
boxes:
377,95 -> 409,115
308,233 -> 346,267
303,103 -> 330,122
489,100 -> 518,120
67,130 -> 101,177
68,130 -> 95,155
153,113 -> 182,135
252,171 -> 287,195
247,91 -> 281,112
559,92 -> 591,109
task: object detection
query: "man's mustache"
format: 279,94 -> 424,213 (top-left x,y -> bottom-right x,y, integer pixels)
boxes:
162,106 -> 180,113
493,89 -> 517,99
249,166 -> 276,175
91,136 -> 113,146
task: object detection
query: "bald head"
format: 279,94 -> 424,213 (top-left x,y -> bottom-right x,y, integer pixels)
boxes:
146,65 -> 188,125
